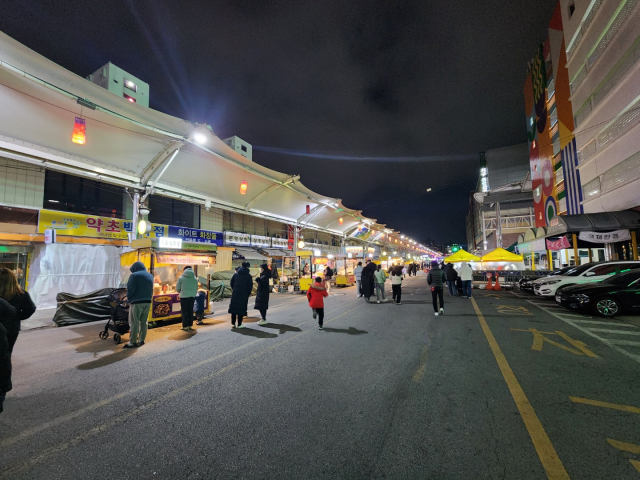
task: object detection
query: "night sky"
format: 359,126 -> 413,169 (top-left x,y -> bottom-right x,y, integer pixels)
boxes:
1,0 -> 559,245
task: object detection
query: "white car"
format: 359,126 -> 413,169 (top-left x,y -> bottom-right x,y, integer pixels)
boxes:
533,261 -> 640,297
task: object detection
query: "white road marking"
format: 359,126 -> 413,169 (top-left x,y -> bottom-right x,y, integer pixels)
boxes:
586,328 -> 640,336
571,319 -> 638,328
608,339 -> 640,347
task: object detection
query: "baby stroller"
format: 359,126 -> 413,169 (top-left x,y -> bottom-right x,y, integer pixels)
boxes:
98,288 -> 130,344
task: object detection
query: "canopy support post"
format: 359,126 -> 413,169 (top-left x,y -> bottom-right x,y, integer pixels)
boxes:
572,233 -> 579,266
632,231 -> 638,261
547,249 -> 552,270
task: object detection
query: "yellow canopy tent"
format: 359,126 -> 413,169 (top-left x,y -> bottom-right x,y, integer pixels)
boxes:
481,247 -> 524,262
444,249 -> 481,264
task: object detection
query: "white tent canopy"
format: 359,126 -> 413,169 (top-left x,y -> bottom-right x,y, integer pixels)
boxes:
0,31 -> 380,235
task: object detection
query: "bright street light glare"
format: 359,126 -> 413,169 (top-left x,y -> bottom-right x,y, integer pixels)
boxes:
193,132 -> 207,145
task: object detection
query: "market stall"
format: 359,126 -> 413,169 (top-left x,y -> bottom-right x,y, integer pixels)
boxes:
121,238 -> 215,324
335,254 -> 356,287
261,247 -> 297,293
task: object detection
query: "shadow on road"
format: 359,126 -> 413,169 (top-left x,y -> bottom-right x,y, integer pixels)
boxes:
260,323 -> 302,334
168,329 -> 199,341
77,348 -> 137,370
322,327 -> 368,335
231,328 -> 278,338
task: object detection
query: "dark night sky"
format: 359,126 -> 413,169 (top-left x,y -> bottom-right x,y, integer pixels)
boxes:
1,0 -> 559,245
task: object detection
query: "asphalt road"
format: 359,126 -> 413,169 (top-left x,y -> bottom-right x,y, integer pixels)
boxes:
1,274 -> 640,479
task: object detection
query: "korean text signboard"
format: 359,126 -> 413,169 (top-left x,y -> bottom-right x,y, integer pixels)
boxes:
578,230 -> 630,244
38,210 -> 165,240
225,231 -> 251,246
167,226 -> 223,246
271,237 -> 289,249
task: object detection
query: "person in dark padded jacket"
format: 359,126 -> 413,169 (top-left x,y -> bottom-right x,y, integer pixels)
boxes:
445,264 -> 458,297
0,268 -> 36,412
427,261 -> 447,316
125,261 -> 153,348
254,264 -> 271,326
229,262 -> 253,329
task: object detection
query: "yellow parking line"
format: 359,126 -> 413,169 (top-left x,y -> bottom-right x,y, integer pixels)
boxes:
471,297 -> 570,480
570,397 -> 640,415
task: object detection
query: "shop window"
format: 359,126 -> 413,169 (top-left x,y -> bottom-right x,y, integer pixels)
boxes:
44,171 -> 124,218
148,195 -> 197,228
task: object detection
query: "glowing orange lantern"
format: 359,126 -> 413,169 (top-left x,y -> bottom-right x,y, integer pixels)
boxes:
72,117 -> 86,145
240,180 -> 248,195
338,217 -> 343,225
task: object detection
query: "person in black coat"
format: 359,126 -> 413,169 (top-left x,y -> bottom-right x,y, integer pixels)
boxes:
228,262 -> 253,329
445,264 -> 458,297
361,259 -> 377,302
254,264 -> 271,326
0,268 -> 36,414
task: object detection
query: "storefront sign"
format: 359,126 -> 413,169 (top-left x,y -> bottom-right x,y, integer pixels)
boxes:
158,237 -> 182,249
225,231 -> 251,246
156,254 -> 215,265
271,237 -> 289,249
578,229 -> 631,243
546,235 -> 571,251
349,225 -> 372,240
251,235 -> 271,247
168,226 -> 223,245
44,229 -> 56,244
38,209 -> 165,240
345,246 -> 365,253
313,257 -> 328,265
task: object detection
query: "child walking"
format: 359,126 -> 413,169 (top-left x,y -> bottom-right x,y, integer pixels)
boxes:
307,277 -> 328,330
193,288 -> 207,325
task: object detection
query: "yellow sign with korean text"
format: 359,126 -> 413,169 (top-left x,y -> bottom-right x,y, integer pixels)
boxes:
37,209 -> 167,240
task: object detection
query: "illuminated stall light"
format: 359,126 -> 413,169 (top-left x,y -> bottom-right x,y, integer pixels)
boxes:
71,117 -> 86,145
240,180 -> 248,195
339,217 -> 343,225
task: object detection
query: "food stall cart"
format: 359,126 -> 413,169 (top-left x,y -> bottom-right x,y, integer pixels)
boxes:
261,248 -> 297,293
335,254 -> 356,287
121,238 -> 215,324
297,250 -> 314,291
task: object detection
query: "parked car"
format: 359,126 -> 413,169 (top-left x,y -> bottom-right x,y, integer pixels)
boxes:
519,267 -> 573,293
555,269 -> 640,317
533,261 -> 640,297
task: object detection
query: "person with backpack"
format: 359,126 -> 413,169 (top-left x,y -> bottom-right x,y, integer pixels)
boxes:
307,277 -> 328,330
427,260 -> 447,316
445,264 -> 458,297
193,288 -> 207,325
391,269 -> 403,305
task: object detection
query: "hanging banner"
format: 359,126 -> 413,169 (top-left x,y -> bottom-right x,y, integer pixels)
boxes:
271,237 -> 289,249
251,235 -> 271,247
225,231 -> 251,246
168,226 -> 223,245
38,209 -> 166,240
349,225 -> 372,240
578,229 -> 630,243
546,235 -> 571,251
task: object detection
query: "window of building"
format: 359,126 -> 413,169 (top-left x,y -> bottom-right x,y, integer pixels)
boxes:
123,79 -> 137,92
568,2 -> 575,18
241,145 -> 247,152
44,171 -> 124,218
123,94 -> 136,103
148,195 -> 198,228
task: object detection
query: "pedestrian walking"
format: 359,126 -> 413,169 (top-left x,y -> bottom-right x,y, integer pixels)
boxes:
193,288 -> 207,325
458,262 -> 474,298
324,265 -> 333,293
0,268 -> 36,411
228,262 -> 253,329
176,265 -> 198,331
391,269 -> 403,304
361,259 -> 377,303
124,261 -> 153,348
254,263 -> 271,325
445,264 -> 458,297
307,276 -> 328,330
427,260 -> 447,316
354,261 -> 363,297
374,264 -> 388,303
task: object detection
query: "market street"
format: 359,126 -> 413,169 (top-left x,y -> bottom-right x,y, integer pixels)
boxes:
1,275 -> 640,479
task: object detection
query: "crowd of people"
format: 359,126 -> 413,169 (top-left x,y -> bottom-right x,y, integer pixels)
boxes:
0,255 -> 475,414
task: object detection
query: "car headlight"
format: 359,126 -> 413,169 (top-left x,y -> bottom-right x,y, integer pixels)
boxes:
543,280 -> 561,285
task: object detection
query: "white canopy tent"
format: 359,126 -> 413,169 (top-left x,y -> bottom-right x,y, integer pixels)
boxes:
0,31 -> 382,236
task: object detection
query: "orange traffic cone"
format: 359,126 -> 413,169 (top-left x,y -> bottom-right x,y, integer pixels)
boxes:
485,274 -> 493,290
493,275 -> 501,291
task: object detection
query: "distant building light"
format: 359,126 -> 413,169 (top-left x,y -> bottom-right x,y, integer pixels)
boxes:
123,94 -> 136,103
193,132 -> 207,145
123,79 -> 138,92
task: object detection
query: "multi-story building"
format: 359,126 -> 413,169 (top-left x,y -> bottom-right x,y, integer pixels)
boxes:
561,0 -> 640,214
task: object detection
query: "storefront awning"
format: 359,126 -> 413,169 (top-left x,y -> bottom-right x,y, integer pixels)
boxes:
547,211 -> 640,236
234,248 -> 268,261
261,248 -> 295,257
481,247 -> 524,262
